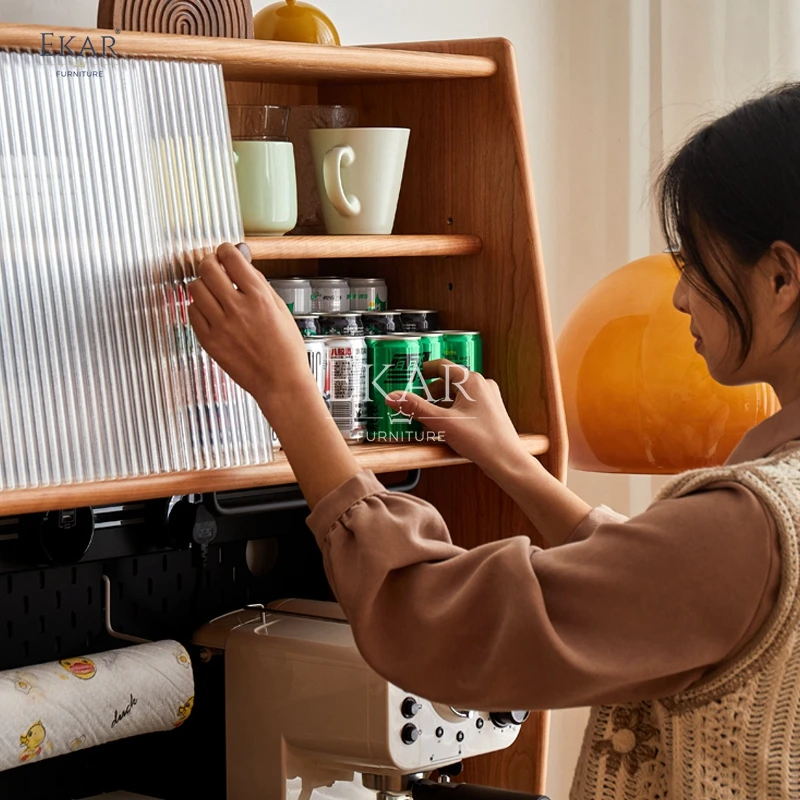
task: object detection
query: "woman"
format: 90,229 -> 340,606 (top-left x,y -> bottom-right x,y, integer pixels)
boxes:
187,83 -> 800,797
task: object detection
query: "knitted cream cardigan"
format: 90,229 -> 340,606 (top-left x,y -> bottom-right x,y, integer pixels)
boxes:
570,451 -> 800,800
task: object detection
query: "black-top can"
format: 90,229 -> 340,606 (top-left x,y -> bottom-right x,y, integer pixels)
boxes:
395,309 -> 440,332
361,310 -> 402,334
317,312 -> 364,336
293,313 -> 321,336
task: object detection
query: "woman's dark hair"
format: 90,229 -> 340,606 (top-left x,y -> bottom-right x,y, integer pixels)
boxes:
657,81 -> 800,364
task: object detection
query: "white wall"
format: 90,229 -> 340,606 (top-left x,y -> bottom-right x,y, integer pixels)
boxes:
0,2 -> 587,797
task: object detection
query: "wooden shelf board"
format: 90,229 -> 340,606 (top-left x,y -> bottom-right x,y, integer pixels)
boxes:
2,25 -> 497,83
246,234 -> 482,260
0,435 -> 548,516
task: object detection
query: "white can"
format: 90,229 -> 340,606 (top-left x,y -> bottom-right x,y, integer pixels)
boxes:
348,277 -> 388,311
324,336 -> 367,442
304,336 -> 328,401
311,277 -> 350,312
268,278 -> 312,315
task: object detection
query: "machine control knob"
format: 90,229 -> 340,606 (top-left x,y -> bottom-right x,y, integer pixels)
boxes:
489,710 -> 530,727
401,723 -> 420,745
401,697 -> 423,719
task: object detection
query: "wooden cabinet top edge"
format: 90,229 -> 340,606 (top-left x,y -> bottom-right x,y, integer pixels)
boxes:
0,24 -> 497,82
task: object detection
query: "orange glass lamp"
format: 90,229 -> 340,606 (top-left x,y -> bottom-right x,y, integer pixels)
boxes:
254,0 -> 340,44
556,252 -> 780,474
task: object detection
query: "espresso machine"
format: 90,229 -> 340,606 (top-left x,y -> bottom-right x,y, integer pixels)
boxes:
193,599 -> 549,800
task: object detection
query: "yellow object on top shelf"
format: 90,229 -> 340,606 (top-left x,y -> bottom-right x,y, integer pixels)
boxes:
254,0 -> 341,45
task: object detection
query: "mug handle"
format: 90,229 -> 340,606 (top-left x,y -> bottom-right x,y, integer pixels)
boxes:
323,145 -> 361,217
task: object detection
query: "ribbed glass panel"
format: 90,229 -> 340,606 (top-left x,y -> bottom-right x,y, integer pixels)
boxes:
0,51 -> 272,489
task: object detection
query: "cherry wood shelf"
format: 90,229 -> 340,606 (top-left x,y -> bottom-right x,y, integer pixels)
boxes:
0,435 -> 548,517
0,24 -> 497,83
246,234 -> 482,260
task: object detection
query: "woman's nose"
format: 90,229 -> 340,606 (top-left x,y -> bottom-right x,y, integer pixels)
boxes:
673,272 -> 690,314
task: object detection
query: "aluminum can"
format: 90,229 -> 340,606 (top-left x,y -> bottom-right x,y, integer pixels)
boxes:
318,311 -> 364,336
268,278 -> 312,314
293,313 -> 320,337
366,336 -> 424,441
325,336 -> 368,442
311,277 -> 351,312
396,309 -> 440,332
361,310 -> 401,334
418,332 -> 444,364
439,330 -> 483,374
304,336 -> 328,400
348,277 -> 388,311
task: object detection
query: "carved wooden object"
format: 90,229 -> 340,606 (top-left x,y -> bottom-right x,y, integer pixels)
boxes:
97,0 -> 254,39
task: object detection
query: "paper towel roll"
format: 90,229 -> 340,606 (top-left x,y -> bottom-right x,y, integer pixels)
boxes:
0,640 -> 194,772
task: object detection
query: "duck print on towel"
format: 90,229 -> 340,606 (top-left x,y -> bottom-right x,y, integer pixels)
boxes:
14,678 -> 32,694
59,657 -> 96,680
175,696 -> 194,727
19,720 -> 45,762
70,735 -> 86,751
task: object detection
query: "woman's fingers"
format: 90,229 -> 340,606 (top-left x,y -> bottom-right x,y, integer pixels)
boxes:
423,377 -> 456,402
187,300 -> 211,340
187,274 -> 226,324
217,242 -> 268,295
196,253 -> 241,310
422,358 -> 456,380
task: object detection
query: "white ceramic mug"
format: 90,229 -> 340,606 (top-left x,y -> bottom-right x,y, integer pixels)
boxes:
232,140 -> 298,235
308,127 -> 410,235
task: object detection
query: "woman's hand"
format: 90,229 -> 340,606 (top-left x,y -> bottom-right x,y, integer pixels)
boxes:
186,243 -> 316,416
385,360 -> 527,473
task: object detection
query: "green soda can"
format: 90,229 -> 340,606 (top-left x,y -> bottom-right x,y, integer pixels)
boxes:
391,332 -> 443,384
418,332 -> 444,364
366,335 -> 424,441
439,330 -> 483,374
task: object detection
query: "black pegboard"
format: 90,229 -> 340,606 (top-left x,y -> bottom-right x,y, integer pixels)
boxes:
0,494 -> 332,800
0,563 -> 104,670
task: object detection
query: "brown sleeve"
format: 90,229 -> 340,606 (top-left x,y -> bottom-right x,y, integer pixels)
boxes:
306,471 -> 779,711
566,505 -> 629,544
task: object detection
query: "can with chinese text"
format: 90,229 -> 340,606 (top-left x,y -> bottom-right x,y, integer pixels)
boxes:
348,277 -> 388,311
311,277 -> 350,312
366,335 -> 424,440
324,336 -> 368,442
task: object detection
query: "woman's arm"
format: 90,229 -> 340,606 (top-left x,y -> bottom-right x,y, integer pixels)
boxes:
186,243 -> 363,509
482,445 -> 593,546
307,472 -> 777,711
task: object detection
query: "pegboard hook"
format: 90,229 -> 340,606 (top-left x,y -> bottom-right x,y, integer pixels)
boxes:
102,575 -> 151,644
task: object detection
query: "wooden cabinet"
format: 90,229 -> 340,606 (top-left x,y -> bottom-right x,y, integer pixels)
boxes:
0,25 -> 566,796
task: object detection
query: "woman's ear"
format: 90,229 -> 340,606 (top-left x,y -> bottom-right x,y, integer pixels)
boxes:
766,241 -> 800,309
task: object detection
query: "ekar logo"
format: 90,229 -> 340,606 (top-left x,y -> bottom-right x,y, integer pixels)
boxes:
40,32 -> 119,58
